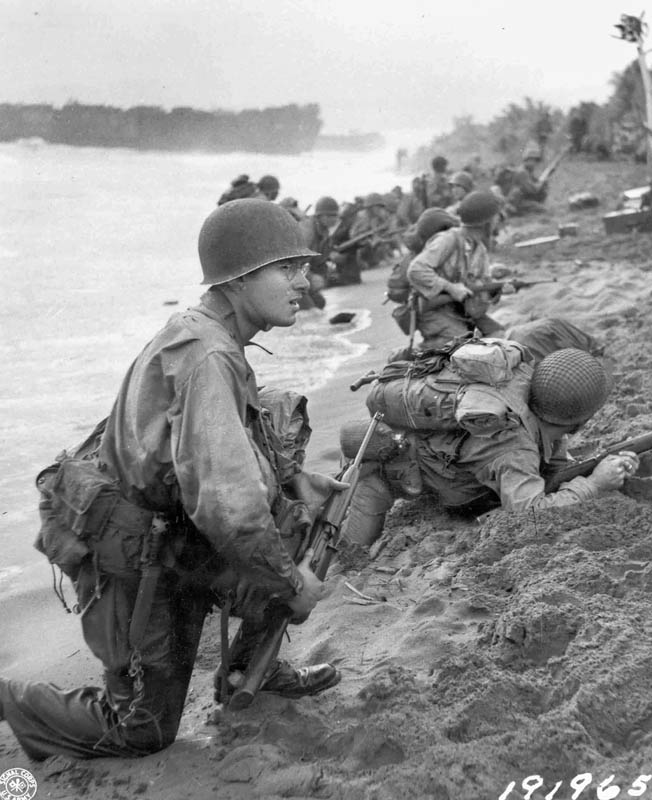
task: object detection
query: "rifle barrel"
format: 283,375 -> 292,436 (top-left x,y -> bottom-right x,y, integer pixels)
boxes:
228,620 -> 288,711
227,412 -> 384,710
544,431 -> 652,492
471,277 -> 556,293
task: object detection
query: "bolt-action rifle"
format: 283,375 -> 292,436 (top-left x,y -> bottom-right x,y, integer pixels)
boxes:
413,276 -> 557,312
537,145 -> 571,186
227,412 -> 385,711
469,277 -> 558,293
333,225 -> 407,254
544,431 -> 652,493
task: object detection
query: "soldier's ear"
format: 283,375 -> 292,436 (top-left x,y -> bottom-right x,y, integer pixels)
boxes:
223,276 -> 247,294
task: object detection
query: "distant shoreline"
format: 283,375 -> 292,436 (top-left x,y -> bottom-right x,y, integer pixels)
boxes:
0,100 -> 323,154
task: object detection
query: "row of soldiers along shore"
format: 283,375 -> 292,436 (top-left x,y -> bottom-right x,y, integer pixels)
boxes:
213,139 -> 564,315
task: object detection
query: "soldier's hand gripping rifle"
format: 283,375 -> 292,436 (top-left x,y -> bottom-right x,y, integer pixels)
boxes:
399,275 -> 558,323
544,431 -> 652,493
227,412 -> 385,711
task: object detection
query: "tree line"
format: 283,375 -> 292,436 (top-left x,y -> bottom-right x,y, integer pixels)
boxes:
413,58 -> 650,169
0,101 -> 323,154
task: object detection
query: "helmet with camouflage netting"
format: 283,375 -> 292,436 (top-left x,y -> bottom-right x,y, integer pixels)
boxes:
529,348 -> 611,425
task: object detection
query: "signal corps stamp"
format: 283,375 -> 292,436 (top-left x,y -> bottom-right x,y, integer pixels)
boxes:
0,767 -> 38,800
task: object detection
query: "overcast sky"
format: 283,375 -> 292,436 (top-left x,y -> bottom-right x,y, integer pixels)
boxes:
0,0 -> 646,133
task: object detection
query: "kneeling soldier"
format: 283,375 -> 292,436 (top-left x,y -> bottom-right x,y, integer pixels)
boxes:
0,199 -> 344,760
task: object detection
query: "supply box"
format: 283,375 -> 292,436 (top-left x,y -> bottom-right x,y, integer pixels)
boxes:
603,208 -> 652,234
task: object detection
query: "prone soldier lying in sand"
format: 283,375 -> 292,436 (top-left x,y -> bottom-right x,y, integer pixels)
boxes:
340,330 -> 642,547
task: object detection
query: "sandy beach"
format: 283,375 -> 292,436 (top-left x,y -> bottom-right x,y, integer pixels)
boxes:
3,157 -> 652,799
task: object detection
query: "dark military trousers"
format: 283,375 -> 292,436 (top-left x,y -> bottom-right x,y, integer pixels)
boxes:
0,559 -> 212,760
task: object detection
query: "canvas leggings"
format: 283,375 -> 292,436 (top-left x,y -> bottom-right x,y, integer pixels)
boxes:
0,559 -> 214,760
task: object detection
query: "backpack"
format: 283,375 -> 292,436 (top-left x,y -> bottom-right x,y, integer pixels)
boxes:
386,253 -> 412,304
386,227 -> 468,307
365,336 -> 533,436
34,417 -> 127,579
34,389 -> 313,582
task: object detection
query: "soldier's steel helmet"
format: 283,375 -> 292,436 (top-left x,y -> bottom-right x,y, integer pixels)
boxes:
431,155 -> 448,172
448,170 -> 474,193
198,199 -> 317,285
257,174 -> 280,192
529,348 -> 611,425
458,191 -> 502,226
315,196 -> 340,216
416,208 -> 458,241
363,192 -> 387,209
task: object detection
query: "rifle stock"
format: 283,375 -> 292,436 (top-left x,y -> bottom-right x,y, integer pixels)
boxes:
228,412 -> 384,710
544,431 -> 652,493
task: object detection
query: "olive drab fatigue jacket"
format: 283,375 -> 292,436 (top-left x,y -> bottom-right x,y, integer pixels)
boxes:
415,405 -> 600,512
507,167 -> 548,208
99,289 -> 303,599
406,227 -> 492,343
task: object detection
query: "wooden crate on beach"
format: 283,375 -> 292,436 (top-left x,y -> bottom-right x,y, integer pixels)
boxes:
603,208 -> 652,234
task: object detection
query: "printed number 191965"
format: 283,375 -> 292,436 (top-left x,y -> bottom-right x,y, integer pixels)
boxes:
499,773 -> 652,799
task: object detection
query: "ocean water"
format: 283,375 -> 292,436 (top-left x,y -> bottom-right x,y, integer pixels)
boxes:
0,128 -> 433,591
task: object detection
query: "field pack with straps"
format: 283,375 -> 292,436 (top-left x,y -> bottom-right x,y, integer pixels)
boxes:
364,335 -> 534,436
386,252 -> 413,305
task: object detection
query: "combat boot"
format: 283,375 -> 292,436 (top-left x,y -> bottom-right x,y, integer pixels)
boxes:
213,659 -> 341,702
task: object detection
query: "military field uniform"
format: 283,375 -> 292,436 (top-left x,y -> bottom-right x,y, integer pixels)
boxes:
407,227 -> 500,349
424,173 -> 453,209
344,343 -> 613,546
0,290 -> 311,759
299,215 -> 334,280
506,167 -> 548,216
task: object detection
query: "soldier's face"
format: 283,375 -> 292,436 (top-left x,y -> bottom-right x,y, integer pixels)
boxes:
318,213 -> 339,231
241,260 -> 310,330
451,185 -> 467,201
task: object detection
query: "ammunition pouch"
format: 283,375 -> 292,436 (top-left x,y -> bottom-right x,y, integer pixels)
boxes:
35,456 -> 155,580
